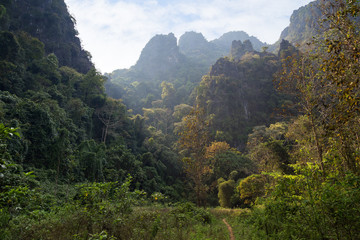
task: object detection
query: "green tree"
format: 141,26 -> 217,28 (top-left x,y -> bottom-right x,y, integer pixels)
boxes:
276,0 -> 360,174
276,53 -> 325,172
0,123 -> 20,176
78,68 -> 105,107
237,174 -> 266,205
161,81 -> 176,109
218,179 -> 235,208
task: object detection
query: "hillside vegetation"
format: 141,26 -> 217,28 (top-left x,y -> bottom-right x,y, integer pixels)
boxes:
1,0 -> 360,239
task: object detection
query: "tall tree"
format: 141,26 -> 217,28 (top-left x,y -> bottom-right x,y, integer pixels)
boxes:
178,107 -> 210,206
96,98 -> 126,144
276,54 -> 326,172
276,0 -> 360,174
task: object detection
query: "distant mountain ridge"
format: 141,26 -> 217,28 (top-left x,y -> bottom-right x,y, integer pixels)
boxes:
106,30 -> 267,113
178,31 -> 266,67
105,0 -> 324,117
108,30 -> 267,80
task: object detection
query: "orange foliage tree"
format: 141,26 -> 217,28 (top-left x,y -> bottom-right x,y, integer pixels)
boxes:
178,107 -> 210,206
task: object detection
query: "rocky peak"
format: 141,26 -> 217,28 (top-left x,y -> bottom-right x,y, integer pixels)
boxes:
278,39 -> 299,59
230,40 -> 254,60
134,33 -> 185,79
178,31 -> 210,54
209,57 -> 241,78
136,33 -> 178,64
211,31 -> 265,52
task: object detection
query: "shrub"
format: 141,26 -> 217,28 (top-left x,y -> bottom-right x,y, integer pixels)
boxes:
218,180 -> 235,208
237,174 -> 266,205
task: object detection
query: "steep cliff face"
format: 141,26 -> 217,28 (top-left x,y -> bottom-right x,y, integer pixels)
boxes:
197,44 -> 282,148
134,33 -> 186,80
270,0 -> 321,53
279,1 -> 321,45
1,0 -> 93,73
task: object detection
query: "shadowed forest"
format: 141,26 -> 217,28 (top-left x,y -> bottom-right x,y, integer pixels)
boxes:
1,0 -> 360,239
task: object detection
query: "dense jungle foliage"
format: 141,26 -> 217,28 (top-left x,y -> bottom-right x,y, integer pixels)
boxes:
1,0 -> 360,239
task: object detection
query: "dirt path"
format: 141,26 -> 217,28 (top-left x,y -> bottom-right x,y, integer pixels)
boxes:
222,218 -> 235,240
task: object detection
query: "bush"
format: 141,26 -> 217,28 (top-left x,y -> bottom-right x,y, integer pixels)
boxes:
237,174 -> 266,205
171,202 -> 212,224
247,167 -> 360,239
218,180 -> 235,208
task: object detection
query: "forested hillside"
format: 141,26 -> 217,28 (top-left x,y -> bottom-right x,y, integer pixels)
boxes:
1,0 -> 360,239
0,1 -> 186,237
105,31 -> 266,114
0,0 -> 93,73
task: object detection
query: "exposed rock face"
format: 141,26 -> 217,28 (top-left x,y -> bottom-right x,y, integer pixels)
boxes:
179,31 -> 212,55
270,0 -> 321,53
1,0 -> 94,73
230,40 -> 254,60
178,31 -> 266,68
280,1 -> 321,44
198,50 -> 281,148
134,33 -> 186,79
210,57 -> 241,78
211,31 -> 266,52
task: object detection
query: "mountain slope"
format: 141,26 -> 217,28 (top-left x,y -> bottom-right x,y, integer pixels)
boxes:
196,41 -> 286,148
0,0 -> 93,73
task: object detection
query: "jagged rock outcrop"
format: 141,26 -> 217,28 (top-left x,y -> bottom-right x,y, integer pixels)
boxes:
278,39 -> 299,59
211,31 -> 266,52
230,40 -> 254,60
199,48 -> 281,148
178,30 -> 266,68
210,58 -> 240,78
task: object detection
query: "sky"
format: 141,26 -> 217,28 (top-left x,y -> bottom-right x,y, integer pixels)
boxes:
64,0 -> 314,73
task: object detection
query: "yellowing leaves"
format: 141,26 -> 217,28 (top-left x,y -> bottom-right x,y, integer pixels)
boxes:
205,141 -> 230,159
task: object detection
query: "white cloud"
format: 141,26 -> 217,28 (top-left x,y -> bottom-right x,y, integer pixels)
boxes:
65,0 -> 313,73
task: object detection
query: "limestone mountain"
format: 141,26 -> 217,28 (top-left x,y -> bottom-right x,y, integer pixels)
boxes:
106,33 -> 207,113
195,40 -> 290,149
0,0 -> 93,73
134,33 -> 187,80
211,31 -> 266,52
269,0 -> 321,52
178,31 -> 220,67
178,31 -> 266,68
106,30 -> 268,113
